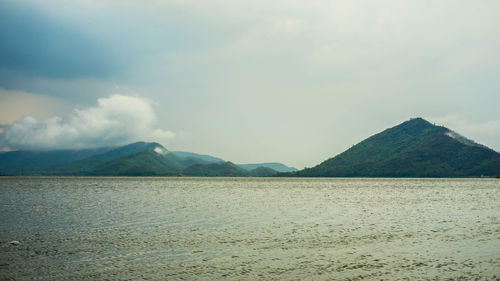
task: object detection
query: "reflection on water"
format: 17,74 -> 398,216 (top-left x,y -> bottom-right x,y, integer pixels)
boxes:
0,177 -> 499,280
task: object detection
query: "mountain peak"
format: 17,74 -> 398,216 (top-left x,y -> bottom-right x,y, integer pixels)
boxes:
124,141 -> 166,151
397,117 -> 436,130
407,117 -> 428,123
291,118 -> 500,177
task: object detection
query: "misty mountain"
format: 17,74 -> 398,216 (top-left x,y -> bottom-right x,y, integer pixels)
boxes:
287,118 -> 500,177
0,142 -> 288,177
169,151 -> 225,165
182,162 -> 249,177
169,152 -> 298,173
0,147 -> 114,175
55,142 -> 184,176
248,166 -> 281,177
238,163 -> 298,173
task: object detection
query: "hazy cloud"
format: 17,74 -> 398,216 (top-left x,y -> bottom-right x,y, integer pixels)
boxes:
0,95 -> 175,150
0,88 -> 72,124
0,0 -> 499,167
428,115 -> 500,152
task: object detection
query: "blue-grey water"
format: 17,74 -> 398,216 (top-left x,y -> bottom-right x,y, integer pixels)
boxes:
0,177 -> 499,280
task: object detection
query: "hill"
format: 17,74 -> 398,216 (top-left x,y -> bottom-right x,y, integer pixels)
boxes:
0,147 -> 113,175
238,162 -> 297,173
182,162 -> 249,177
56,142 -> 184,176
169,151 -> 225,164
288,118 -> 500,177
0,142 -> 287,177
248,166 -> 280,177
168,153 -> 297,173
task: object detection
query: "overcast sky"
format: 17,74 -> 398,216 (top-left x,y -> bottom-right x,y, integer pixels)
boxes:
1,0 -> 499,168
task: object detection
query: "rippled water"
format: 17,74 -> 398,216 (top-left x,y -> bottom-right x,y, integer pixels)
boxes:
0,177 -> 499,280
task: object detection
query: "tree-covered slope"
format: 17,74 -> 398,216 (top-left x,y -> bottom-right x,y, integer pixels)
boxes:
54,142 -> 184,176
0,147 -> 113,175
169,151 -> 225,164
248,166 -> 279,177
182,162 -> 250,177
290,118 -> 500,177
238,162 -> 297,173
0,141 -> 285,177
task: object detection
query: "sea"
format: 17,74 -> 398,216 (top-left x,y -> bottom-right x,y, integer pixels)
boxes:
0,177 -> 499,280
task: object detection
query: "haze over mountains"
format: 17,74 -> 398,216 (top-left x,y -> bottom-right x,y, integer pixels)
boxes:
0,142 -> 297,176
0,118 -> 498,177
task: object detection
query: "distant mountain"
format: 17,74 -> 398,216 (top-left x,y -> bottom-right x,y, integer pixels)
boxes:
0,147 -> 113,175
168,153 -> 297,173
56,142 -> 184,176
248,166 -> 280,177
0,142 -> 286,177
181,162 -> 281,177
182,162 -> 249,177
238,162 -> 297,173
169,151 -> 225,165
288,118 -> 500,177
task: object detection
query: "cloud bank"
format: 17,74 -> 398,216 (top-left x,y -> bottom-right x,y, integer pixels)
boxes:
0,95 -> 175,150
1,0 -> 499,167
0,88 -> 72,124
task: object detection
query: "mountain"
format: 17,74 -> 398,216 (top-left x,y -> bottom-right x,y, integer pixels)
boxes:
168,153 -> 297,173
238,162 -> 297,173
0,142 -> 286,177
169,151 -> 225,164
0,147 -> 113,175
288,118 -> 500,177
182,162 -> 249,177
51,142 -> 182,176
181,162 -> 280,177
248,166 -> 280,177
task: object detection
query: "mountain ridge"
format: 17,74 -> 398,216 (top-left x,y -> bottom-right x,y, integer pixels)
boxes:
1,118 -> 498,177
285,118 -> 500,177
0,142 -> 295,177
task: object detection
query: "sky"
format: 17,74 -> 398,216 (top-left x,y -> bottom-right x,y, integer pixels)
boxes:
0,0 -> 499,168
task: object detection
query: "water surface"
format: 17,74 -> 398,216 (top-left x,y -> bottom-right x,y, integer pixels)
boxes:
0,177 -> 499,280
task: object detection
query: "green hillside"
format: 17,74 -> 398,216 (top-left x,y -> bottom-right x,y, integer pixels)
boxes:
238,162 -> 297,173
182,162 -> 249,177
0,147 -> 113,175
248,166 -> 279,177
55,142 -> 184,176
20,142 -> 279,177
0,141 -> 291,176
170,151 -> 225,164
289,118 -> 500,177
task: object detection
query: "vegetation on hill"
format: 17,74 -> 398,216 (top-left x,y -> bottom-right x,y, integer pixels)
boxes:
2,118 -> 498,177
0,147 -> 113,175
248,166 -> 279,177
238,162 -> 297,173
0,142 -> 282,177
286,118 -> 500,177
169,151 -> 225,164
182,162 -> 249,177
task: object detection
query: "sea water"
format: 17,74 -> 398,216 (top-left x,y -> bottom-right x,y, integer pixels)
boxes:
0,177 -> 499,280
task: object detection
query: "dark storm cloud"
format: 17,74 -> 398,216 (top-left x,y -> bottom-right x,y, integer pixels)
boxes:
0,0 -> 499,168
0,2 -> 115,79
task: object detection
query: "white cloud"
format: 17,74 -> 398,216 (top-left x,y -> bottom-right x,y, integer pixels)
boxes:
0,95 -> 175,150
2,0 -> 499,168
427,115 -> 500,152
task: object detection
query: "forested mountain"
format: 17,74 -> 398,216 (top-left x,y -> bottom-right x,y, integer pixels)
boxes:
0,142 -> 293,177
287,118 -> 500,177
238,163 -> 297,173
